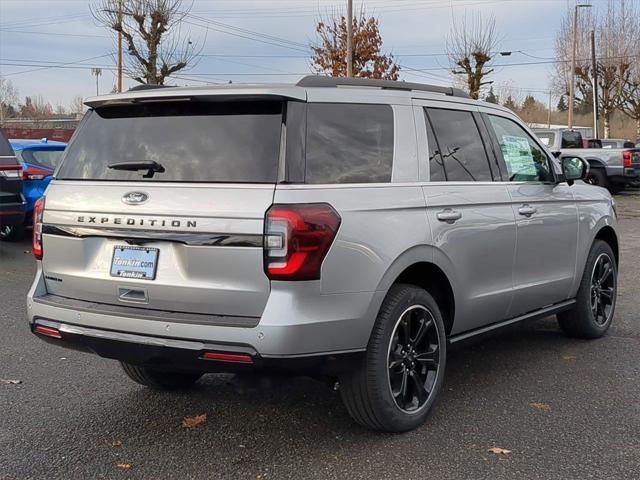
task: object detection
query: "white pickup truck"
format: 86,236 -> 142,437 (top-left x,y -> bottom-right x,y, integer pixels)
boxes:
533,128 -> 640,192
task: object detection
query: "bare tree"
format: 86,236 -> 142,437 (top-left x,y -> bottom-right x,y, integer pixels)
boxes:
554,1 -> 638,137
69,96 -> 86,117
311,9 -> 399,80
0,77 -> 19,124
446,12 -> 498,100
92,0 -> 199,85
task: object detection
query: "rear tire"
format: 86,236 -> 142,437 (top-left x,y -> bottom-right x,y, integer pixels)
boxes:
0,223 -> 25,242
557,240 -> 617,339
584,168 -> 610,190
339,284 -> 447,432
121,362 -> 203,390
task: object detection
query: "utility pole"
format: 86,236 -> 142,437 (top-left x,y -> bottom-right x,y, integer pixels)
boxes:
590,29 -> 599,138
547,90 -> 552,128
346,0 -> 353,77
568,3 -> 591,129
117,0 -> 123,93
91,68 -> 102,95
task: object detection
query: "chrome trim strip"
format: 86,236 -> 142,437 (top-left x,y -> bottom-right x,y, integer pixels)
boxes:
42,224 -> 263,247
33,294 -> 260,328
448,299 -> 576,343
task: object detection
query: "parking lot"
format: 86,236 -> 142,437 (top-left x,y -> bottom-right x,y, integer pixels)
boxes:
0,190 -> 638,480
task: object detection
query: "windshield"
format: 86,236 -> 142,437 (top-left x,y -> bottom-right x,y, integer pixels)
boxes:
56,100 -> 283,183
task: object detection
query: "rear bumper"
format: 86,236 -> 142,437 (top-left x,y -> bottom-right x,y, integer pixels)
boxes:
27,266 -> 384,364
607,165 -> 639,185
30,318 -> 363,375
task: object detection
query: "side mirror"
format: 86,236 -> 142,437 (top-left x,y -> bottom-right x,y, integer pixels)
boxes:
561,156 -> 589,185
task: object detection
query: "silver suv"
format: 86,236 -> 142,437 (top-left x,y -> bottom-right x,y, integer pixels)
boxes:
27,76 -> 619,432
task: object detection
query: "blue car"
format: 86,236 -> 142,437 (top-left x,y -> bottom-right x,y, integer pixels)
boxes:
0,139 -> 66,241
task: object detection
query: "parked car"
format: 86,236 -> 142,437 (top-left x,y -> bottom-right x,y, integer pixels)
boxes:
0,139 -> 66,241
582,138 -> 602,148
27,77 -> 619,433
534,128 -> 640,192
0,130 -> 25,234
601,139 -> 636,149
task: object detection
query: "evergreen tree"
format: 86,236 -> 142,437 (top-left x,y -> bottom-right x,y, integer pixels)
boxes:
521,95 -> 537,111
484,86 -> 499,104
503,95 -> 518,111
556,95 -> 568,112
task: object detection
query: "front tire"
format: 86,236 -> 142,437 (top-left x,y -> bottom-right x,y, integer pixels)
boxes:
557,240 -> 617,339
121,362 -> 203,390
339,284 -> 447,432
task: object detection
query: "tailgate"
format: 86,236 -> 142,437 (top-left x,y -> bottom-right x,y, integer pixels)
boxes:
41,182 -> 274,317
40,97 -> 284,318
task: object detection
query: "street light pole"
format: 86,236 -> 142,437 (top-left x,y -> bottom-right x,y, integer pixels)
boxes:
568,3 -> 591,129
117,0 -> 123,93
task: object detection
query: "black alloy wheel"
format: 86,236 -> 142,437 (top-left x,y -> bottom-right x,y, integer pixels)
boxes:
589,252 -> 616,326
387,305 -> 440,413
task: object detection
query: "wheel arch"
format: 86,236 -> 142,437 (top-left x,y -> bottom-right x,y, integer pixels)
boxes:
594,225 -> 619,265
375,246 -> 457,336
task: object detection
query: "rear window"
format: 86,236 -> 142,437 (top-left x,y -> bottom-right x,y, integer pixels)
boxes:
305,103 -> 393,184
561,131 -> 582,149
17,149 -> 65,169
56,100 -> 283,183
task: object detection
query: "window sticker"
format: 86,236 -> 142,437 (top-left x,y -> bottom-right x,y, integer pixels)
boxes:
501,135 -> 536,176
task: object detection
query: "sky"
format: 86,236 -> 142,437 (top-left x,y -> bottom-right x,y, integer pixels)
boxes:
0,0 -> 625,109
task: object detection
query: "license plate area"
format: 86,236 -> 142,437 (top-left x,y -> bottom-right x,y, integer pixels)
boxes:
110,245 -> 159,280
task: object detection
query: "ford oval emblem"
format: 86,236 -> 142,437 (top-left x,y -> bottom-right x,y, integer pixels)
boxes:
122,191 -> 149,205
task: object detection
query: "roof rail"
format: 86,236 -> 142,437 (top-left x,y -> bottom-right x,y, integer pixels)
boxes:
296,75 -> 470,98
127,84 -> 177,92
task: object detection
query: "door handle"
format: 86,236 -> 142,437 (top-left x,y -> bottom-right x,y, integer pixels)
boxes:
518,205 -> 537,217
436,209 -> 462,223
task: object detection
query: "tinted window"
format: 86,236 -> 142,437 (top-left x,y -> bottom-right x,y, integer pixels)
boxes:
305,103 -> 393,184
57,101 -> 283,182
488,115 -> 554,182
0,132 -> 15,159
17,149 -> 65,169
423,110 -> 445,181
561,131 -> 582,149
426,108 -> 492,181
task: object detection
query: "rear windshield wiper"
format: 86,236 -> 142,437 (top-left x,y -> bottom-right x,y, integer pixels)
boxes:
108,160 -> 165,178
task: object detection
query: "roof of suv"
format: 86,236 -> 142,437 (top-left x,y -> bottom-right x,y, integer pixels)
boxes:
84,75 -> 489,110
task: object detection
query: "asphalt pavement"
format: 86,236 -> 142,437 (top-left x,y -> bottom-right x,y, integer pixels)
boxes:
1,191 -> 639,480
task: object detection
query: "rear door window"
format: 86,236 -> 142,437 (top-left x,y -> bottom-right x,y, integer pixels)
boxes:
56,100 -> 283,183
305,103 -> 393,184
425,108 -> 493,181
423,110 -> 446,181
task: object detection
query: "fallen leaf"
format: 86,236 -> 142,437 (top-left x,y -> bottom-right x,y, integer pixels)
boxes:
112,440 -> 123,448
530,402 -> 552,412
0,379 -> 22,385
182,413 -> 207,429
116,464 -> 131,470
487,447 -> 511,455
562,355 -> 576,361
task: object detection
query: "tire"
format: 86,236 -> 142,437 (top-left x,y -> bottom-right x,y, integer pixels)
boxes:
557,240 -> 617,339
339,284 -> 447,432
121,362 -> 203,390
584,168 -> 610,190
0,223 -> 25,242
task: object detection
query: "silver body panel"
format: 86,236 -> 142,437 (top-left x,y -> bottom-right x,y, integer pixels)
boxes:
27,83 -> 618,359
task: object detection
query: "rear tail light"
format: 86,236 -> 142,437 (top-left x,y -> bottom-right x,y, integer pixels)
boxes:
0,163 -> 22,178
623,151 -> 633,168
33,197 -> 45,260
22,166 -> 52,181
264,203 -> 341,281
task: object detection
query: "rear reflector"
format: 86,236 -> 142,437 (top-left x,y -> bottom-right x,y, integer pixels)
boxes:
34,325 -> 62,339
202,352 -> 253,364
